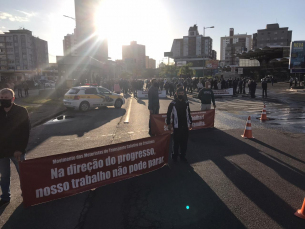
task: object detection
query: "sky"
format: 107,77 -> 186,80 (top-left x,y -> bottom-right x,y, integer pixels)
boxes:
1,0 -> 305,64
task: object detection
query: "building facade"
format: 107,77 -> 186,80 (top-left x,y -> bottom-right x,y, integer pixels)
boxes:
171,24 -> 213,59
145,56 -> 156,69
122,41 -> 146,73
0,29 -> 48,71
252,23 -> 292,49
212,50 -> 217,60
74,0 -> 108,61
63,30 -> 77,56
220,28 -> 252,65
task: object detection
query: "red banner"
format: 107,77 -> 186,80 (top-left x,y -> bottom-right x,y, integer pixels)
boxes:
151,109 -> 215,135
19,134 -> 171,207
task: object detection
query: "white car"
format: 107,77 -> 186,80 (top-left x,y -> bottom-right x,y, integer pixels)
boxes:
63,86 -> 125,112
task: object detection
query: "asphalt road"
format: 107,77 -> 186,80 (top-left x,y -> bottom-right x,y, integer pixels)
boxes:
1,87 -> 305,229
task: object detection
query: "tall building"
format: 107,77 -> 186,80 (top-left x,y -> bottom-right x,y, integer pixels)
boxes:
122,41 -> 146,73
33,37 -> 49,70
63,29 -> 77,56
145,56 -> 156,69
0,29 -> 48,71
74,0 -> 108,61
220,28 -> 252,65
145,56 -> 149,68
252,23 -> 292,49
212,50 -> 217,60
171,24 -> 213,59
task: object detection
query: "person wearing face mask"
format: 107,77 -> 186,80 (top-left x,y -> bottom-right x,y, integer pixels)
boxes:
0,88 -> 30,208
148,79 -> 160,135
166,88 -> 192,162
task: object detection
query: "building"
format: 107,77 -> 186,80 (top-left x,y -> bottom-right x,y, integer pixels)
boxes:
145,56 -> 149,68
220,28 -> 252,65
212,50 -> 217,60
166,24 -> 214,76
63,30 -> 77,56
33,37 -> 49,70
252,23 -> 292,49
74,0 -> 108,61
148,58 -> 156,69
0,29 -> 48,71
171,24 -> 213,59
122,41 -> 146,74
145,56 -> 156,69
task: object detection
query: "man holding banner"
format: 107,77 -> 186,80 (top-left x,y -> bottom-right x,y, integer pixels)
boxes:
166,88 -> 192,162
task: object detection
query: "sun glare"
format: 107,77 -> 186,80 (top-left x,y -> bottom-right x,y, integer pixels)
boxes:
95,0 -> 170,60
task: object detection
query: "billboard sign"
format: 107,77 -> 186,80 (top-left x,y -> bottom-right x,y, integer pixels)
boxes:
289,41 -> 305,73
205,60 -> 219,69
164,52 -> 173,57
177,61 -> 187,67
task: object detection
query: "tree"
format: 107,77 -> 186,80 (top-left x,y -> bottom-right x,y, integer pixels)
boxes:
178,63 -> 196,77
159,64 -> 179,78
142,69 -> 156,79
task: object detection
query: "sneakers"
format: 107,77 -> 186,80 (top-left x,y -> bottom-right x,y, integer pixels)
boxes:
0,199 -> 10,208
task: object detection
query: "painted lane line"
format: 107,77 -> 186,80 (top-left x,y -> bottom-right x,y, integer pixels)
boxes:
124,98 -> 132,124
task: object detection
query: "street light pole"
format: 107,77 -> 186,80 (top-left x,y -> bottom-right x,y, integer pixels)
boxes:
202,26 -> 214,77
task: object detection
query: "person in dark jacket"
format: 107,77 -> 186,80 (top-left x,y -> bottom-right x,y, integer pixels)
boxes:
167,88 -> 192,162
169,82 -> 175,97
249,80 -> 257,98
198,84 -> 216,110
233,78 -> 238,95
148,79 -> 160,135
262,78 -> 268,98
0,88 -> 30,207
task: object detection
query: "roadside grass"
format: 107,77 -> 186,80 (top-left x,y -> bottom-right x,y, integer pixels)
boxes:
22,95 -> 62,105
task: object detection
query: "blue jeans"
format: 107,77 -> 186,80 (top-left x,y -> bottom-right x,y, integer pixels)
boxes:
0,154 -> 25,201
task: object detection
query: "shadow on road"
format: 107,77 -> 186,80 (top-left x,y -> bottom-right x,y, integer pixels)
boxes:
26,107 -> 126,156
2,129 -> 304,228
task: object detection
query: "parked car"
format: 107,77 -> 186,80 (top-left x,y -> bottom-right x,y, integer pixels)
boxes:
63,85 -> 125,112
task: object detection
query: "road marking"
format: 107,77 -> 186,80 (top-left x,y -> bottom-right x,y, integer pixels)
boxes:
124,98 -> 132,124
128,132 -> 134,134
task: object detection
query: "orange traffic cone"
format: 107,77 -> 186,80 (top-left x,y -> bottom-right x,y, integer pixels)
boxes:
259,105 -> 269,121
241,116 -> 254,139
295,198 -> 305,219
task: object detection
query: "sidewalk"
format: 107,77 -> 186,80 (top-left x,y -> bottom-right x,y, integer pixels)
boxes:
15,89 -> 66,128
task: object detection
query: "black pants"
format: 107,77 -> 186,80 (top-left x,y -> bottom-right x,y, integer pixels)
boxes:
172,128 -> 189,159
169,90 -> 174,97
149,106 -> 159,135
24,89 -> 29,96
18,88 -> 23,97
262,88 -> 267,97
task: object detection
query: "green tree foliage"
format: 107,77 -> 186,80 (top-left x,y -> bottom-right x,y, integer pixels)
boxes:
178,63 -> 196,76
159,64 -> 179,78
142,69 -> 156,79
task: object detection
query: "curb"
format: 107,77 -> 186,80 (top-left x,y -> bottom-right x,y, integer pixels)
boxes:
31,108 -> 67,128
